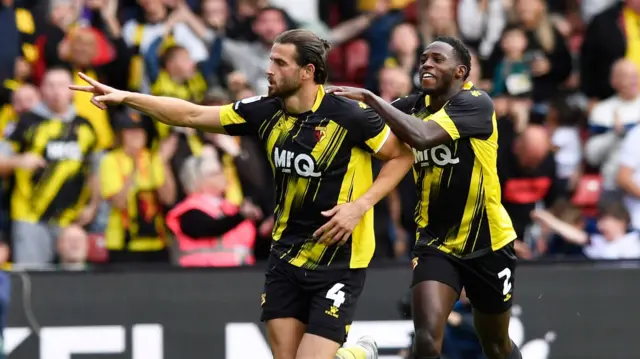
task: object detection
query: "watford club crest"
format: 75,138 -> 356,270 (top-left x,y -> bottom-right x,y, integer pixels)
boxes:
314,126 -> 326,142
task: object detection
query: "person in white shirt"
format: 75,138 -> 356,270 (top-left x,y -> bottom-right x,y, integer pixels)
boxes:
617,124 -> 640,231
531,201 -> 640,260
585,59 -> 640,200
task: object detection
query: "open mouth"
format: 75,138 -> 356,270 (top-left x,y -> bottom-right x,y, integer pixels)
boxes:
421,72 -> 436,86
422,73 -> 435,80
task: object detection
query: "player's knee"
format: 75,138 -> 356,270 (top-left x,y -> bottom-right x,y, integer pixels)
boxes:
479,335 -> 512,359
413,328 -> 442,356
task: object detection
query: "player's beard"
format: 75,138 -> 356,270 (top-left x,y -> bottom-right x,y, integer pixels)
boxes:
422,71 -> 455,97
268,76 -> 302,99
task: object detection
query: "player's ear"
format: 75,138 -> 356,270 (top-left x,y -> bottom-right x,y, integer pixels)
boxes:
301,64 -> 315,81
454,64 -> 467,80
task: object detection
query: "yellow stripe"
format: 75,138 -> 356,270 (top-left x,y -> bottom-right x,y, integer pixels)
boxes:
289,121 -> 345,267
21,43 -> 38,63
220,104 -> 247,126
431,111 -> 460,140
345,148 -> 376,268
37,162 -> 81,207
4,79 -> 21,91
134,24 -> 145,46
364,125 -> 390,153
15,8 -> 34,34
450,159 -> 483,251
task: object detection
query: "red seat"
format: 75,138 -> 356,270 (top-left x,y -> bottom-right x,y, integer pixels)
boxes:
87,233 -> 108,263
404,2 -> 418,24
328,45 -> 345,82
572,174 -> 602,217
344,40 -> 369,84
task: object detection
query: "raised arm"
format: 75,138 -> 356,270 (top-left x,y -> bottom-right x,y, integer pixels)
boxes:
326,87 -> 451,150
69,72 -> 226,133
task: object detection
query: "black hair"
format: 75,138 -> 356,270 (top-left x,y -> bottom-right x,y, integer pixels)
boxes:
275,29 -> 331,84
433,36 -> 472,80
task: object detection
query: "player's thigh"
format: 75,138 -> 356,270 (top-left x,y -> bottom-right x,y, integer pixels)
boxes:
267,319 -> 307,359
305,268 -> 367,349
461,242 -> 516,341
261,256 -> 310,359
411,249 -> 462,350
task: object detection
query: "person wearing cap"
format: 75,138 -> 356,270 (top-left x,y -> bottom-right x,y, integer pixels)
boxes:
99,110 -> 176,263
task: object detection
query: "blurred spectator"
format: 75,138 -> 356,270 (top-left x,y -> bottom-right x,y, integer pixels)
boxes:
0,68 -> 100,267
617,124 -> 640,232
547,98 -> 583,195
581,0 -> 640,104
420,0 -> 458,44
0,83 -> 39,136
199,5 -> 385,94
122,0 -> 208,93
384,23 -> 421,91
532,201 -> 640,259
0,0 -> 38,84
458,0 -> 506,59
379,66 -> 412,102
499,125 -> 560,258
488,0 -> 572,106
56,224 -> 89,270
99,111 -> 176,263
585,59 -> 640,203
42,1 -> 129,150
492,25 -> 533,99
166,154 -> 261,267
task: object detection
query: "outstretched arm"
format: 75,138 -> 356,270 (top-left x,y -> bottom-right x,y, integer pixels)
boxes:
328,86 -> 496,149
70,72 -> 227,134
363,91 -> 452,150
326,87 -> 451,150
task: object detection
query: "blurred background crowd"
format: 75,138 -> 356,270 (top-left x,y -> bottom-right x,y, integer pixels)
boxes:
0,0 -> 639,271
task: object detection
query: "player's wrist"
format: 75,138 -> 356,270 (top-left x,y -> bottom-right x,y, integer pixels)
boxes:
353,197 -> 373,213
361,90 -> 375,104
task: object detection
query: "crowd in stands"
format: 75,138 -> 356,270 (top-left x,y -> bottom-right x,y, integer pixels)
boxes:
0,0 -> 639,270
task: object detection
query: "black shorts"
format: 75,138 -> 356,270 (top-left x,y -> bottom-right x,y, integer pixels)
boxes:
260,254 -> 367,344
411,242 -> 516,314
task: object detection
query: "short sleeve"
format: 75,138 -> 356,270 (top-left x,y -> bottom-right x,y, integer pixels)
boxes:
219,96 -> 278,136
619,127 -> 640,169
354,103 -> 391,153
151,152 -> 165,187
99,153 -> 124,199
390,95 -> 418,114
430,90 -> 494,141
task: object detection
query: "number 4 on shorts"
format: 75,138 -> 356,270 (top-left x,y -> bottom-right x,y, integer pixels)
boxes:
326,283 -> 346,308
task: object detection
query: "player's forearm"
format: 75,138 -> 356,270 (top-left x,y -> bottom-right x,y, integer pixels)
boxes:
363,92 -> 443,150
122,92 -> 219,131
355,152 -> 413,211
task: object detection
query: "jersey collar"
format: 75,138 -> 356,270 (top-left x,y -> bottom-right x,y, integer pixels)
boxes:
311,85 -> 325,113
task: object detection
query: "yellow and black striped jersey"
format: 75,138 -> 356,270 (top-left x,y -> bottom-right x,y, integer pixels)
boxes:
8,112 -> 98,226
392,82 -> 516,258
219,85 -> 391,269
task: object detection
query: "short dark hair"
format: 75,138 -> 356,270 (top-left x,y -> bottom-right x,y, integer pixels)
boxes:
161,45 -> 188,68
433,36 -> 472,80
275,29 -> 331,84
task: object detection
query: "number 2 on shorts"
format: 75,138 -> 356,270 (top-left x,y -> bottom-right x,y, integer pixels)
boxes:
326,283 -> 346,307
497,268 -> 512,295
